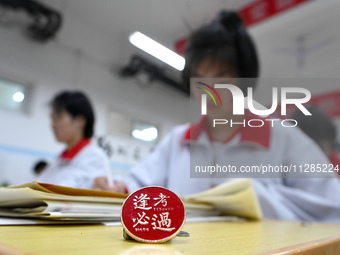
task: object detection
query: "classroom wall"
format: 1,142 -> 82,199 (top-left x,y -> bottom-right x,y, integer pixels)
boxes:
0,4 -> 190,185
1,0 -> 340,185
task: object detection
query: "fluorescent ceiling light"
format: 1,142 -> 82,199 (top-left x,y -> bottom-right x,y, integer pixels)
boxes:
12,92 -> 25,102
129,31 -> 185,71
132,127 -> 158,142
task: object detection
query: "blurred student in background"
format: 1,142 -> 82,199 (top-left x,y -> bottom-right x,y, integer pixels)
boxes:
32,160 -> 48,176
36,91 -> 108,189
93,10 -> 340,222
291,105 -> 340,174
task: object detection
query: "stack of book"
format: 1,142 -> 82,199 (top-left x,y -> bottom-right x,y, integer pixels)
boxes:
0,182 -> 126,222
0,179 -> 262,224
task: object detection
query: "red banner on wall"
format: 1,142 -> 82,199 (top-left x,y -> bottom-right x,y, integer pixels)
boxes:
175,0 -> 313,55
239,0 -> 312,27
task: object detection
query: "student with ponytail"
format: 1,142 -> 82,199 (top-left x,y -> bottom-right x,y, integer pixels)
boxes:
93,11 -> 340,222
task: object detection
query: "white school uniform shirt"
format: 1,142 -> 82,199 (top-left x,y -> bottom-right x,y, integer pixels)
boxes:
37,139 -> 108,189
124,113 -> 340,222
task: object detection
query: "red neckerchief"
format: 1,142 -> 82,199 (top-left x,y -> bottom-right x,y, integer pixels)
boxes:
182,111 -> 270,148
60,138 -> 91,160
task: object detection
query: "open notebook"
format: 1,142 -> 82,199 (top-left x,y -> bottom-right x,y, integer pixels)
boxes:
0,179 -> 262,223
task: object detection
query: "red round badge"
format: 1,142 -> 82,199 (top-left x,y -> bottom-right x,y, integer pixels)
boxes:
121,186 -> 186,243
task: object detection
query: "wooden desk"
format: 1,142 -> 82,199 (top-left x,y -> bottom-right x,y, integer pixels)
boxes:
1,220 -> 340,255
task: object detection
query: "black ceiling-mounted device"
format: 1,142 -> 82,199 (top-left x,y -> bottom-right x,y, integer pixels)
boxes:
0,0 -> 62,42
119,55 -> 189,96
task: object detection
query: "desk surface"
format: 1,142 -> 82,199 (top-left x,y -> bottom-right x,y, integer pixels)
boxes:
1,220 -> 340,255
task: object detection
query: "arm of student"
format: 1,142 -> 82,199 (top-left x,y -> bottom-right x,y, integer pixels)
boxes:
122,129 -> 177,193
91,128 -> 178,193
92,177 -> 127,193
255,127 -> 340,222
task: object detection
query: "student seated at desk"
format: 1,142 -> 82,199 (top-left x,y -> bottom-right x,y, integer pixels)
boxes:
37,91 -> 108,189
93,10 -> 340,222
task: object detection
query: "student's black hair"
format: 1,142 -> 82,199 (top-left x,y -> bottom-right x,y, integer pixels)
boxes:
33,160 -> 47,174
291,105 -> 337,149
50,91 -> 95,138
182,10 -> 259,94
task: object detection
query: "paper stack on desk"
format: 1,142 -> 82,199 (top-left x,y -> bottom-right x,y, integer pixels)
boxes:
0,182 -> 127,222
0,178 -> 261,224
182,179 -> 262,220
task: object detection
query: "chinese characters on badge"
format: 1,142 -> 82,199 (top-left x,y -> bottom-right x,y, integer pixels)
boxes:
132,193 -> 174,232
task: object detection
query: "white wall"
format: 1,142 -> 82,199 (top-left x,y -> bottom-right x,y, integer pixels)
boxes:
1,0 -> 340,185
0,5 -> 189,185
248,0 -> 340,144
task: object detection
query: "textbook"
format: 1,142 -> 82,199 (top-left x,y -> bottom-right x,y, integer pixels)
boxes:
0,179 -> 261,223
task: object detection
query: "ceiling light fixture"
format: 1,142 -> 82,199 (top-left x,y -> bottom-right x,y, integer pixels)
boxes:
12,92 -> 25,102
132,127 -> 158,142
129,31 -> 185,71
